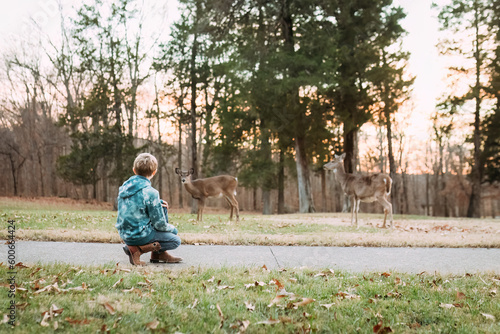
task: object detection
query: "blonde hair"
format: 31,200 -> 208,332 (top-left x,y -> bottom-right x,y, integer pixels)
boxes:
134,153 -> 158,177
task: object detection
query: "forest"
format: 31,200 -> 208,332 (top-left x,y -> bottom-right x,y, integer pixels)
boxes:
0,0 -> 499,218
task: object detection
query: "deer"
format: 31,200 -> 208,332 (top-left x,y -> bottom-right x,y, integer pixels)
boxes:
323,153 -> 393,229
175,168 -> 239,222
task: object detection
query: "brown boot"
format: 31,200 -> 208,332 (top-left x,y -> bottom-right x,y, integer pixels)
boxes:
150,251 -> 183,263
126,242 -> 161,265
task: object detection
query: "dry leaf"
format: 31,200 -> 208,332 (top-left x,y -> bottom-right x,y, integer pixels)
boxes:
102,302 -> 116,315
112,278 -> 123,288
245,301 -> 255,312
320,303 -> 335,309
292,298 -> 315,309
65,317 -> 91,325
188,299 -> 199,309
216,304 -> 224,329
336,291 -> 360,300
145,319 -> 160,330
373,320 -> 392,333
257,318 -> 281,325
40,312 -> 51,327
262,265 -> 269,271
217,285 -> 235,290
271,279 -> 284,290
381,272 -> 391,278
439,303 -> 455,309
267,295 -> 286,307
456,291 -> 466,300
481,313 -> 496,321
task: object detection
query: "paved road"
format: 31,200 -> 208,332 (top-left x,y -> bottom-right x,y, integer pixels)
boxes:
5,241 -> 500,274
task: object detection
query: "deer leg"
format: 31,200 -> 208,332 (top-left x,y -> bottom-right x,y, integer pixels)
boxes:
355,199 -> 360,228
224,193 -> 239,221
350,197 -> 355,226
198,198 -> 205,222
377,197 -> 393,229
224,196 -> 233,221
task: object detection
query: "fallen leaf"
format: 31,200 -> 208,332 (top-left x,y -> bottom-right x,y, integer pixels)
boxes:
262,265 -> 269,271
216,304 -> 224,328
373,320 -> 392,333
381,272 -> 391,278
245,301 -> 255,312
481,313 -> 496,321
271,279 -> 284,290
320,303 -> 335,309
145,319 -> 159,330
439,303 -> 455,309
456,291 -> 466,300
230,320 -> 250,333
15,262 -> 30,268
336,291 -> 360,300
40,312 -> 51,327
256,318 -> 281,325
267,295 -> 286,307
217,285 -> 235,290
292,298 -> 315,309
102,302 -> 116,315
188,299 -> 199,309
65,317 -> 91,325
112,278 -> 123,288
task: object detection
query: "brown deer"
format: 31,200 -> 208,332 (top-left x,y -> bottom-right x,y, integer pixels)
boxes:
323,153 -> 393,228
175,168 -> 239,222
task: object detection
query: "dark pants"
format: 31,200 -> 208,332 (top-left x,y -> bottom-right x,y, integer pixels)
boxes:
152,207 -> 181,252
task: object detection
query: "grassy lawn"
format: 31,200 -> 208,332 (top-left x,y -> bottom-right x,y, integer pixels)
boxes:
1,197 -> 500,247
1,262 -> 499,333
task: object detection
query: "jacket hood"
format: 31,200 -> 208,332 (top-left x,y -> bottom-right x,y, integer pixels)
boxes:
118,175 -> 151,199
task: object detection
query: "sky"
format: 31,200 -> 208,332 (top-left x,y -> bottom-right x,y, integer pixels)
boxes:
0,0 -> 447,141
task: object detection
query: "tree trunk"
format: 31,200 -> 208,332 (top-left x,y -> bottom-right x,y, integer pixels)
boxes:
177,117 -> 184,208
343,129 -> 358,173
280,0 -> 315,213
189,23 -> 199,215
278,148 -> 285,214
295,136 -> 315,213
320,168 -> 326,212
467,8 -> 482,218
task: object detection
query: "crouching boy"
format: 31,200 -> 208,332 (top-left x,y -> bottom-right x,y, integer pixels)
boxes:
116,153 -> 182,265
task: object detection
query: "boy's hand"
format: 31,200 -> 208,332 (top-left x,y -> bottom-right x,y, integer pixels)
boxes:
161,199 -> 169,209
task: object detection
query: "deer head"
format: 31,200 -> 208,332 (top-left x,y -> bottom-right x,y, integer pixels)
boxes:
175,168 -> 194,183
323,153 -> 346,171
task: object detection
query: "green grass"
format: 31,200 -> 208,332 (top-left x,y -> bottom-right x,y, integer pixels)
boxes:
2,263 -> 499,333
1,197 -> 500,247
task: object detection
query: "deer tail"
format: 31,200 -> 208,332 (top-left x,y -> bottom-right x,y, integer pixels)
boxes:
385,177 -> 392,195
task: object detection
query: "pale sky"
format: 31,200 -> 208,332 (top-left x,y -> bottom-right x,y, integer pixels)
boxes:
0,0 -> 446,138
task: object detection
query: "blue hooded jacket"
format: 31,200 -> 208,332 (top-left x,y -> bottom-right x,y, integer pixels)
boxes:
116,175 -> 174,245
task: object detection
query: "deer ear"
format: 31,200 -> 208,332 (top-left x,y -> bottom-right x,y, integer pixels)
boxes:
175,168 -> 180,175
189,168 -> 194,175
340,153 -> 346,159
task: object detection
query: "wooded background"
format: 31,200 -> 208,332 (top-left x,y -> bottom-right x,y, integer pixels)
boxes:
0,0 -> 499,218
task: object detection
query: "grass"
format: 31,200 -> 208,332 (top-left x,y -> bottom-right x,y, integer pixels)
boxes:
1,263 -> 499,333
1,196 -> 500,247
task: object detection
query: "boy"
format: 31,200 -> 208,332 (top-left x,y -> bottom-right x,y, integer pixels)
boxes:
116,153 -> 182,265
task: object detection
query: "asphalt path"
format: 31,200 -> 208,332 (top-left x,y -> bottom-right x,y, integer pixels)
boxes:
4,241 -> 500,275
